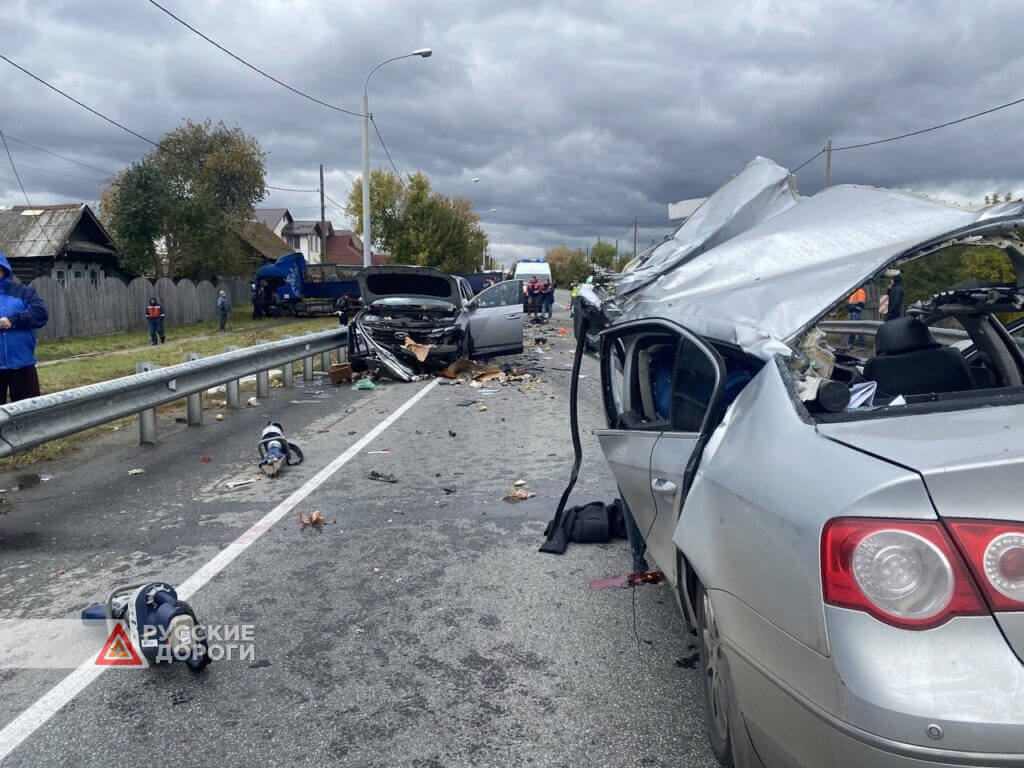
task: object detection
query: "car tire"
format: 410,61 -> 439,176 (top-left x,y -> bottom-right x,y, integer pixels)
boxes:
696,584 -> 765,768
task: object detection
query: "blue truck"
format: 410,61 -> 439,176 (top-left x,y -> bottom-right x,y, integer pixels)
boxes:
253,252 -> 504,316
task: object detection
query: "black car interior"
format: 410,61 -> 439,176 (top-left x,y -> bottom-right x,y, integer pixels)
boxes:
862,317 -> 973,398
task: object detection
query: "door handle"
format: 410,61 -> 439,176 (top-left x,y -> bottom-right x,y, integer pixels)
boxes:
651,478 -> 677,495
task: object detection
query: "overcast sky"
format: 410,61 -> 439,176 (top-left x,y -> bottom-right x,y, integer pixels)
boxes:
2,0 -> 1022,266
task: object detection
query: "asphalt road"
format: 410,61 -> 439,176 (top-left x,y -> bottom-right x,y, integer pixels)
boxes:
0,296 -> 716,768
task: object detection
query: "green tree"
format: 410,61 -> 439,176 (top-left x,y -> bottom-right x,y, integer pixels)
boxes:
590,239 -> 617,269
101,119 -> 267,278
546,245 -> 591,285
345,169 -> 487,273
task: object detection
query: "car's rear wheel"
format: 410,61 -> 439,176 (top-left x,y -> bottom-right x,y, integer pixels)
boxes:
696,584 -> 764,768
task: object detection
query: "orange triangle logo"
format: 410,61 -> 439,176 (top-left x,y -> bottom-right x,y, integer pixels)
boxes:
95,623 -> 145,666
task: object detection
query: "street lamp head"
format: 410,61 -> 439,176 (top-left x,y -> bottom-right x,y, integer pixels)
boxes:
412,48 -> 432,57
470,177 -> 480,183
487,208 -> 496,213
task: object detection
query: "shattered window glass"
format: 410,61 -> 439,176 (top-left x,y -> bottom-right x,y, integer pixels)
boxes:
671,338 -> 718,432
475,280 -> 522,308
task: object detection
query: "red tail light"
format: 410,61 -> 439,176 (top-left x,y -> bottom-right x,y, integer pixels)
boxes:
822,518 -> 987,629
946,519 -> 1024,612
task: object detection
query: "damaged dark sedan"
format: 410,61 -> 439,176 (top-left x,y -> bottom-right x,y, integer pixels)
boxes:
349,266 -> 524,381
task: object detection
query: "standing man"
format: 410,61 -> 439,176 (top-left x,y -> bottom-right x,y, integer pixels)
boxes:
525,276 -> 542,319
251,280 -> 263,319
217,290 -> 231,331
0,252 -> 48,402
846,285 -> 867,348
145,296 -> 165,345
541,279 -> 556,321
886,273 -> 904,321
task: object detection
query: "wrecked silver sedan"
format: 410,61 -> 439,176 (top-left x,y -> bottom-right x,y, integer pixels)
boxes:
574,158 -> 1024,767
349,266 -> 524,381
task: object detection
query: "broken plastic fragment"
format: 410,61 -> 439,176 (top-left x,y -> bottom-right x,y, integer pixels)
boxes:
403,337 -> 433,363
503,488 -> 535,502
246,397 -> 259,406
368,470 -> 398,483
128,468 -> 145,476
352,379 -> 377,391
215,413 -> 225,421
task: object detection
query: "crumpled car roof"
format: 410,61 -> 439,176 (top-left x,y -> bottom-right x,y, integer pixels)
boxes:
595,157 -> 1024,359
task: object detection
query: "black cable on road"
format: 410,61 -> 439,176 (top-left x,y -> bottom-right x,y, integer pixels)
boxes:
0,127 -> 31,205
145,0 -> 365,118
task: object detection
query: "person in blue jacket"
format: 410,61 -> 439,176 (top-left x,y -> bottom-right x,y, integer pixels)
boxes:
0,252 -> 48,402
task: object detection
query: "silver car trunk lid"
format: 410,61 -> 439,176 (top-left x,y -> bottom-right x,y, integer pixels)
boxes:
358,266 -> 460,307
819,407 -> 1024,662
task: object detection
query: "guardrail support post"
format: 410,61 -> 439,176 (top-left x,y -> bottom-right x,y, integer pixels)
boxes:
336,345 -> 347,364
135,362 -> 158,445
223,346 -> 241,408
320,351 -> 330,372
184,353 -> 203,426
302,355 -> 314,384
279,336 -> 294,388
256,370 -> 270,398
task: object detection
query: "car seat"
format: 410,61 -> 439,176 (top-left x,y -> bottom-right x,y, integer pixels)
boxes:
863,317 -> 973,397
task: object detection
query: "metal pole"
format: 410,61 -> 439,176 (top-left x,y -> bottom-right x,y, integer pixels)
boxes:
337,345 -> 347,364
302,356 -> 314,384
633,217 -> 638,258
280,336 -> 294,387
224,346 -> 240,408
319,163 -> 327,262
362,90 -> 372,268
824,137 -> 832,189
256,370 -> 270,399
320,351 -> 330,371
135,362 -> 158,445
184,353 -> 203,426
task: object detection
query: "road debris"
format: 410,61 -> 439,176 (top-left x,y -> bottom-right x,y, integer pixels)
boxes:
478,405 -> 487,412
456,400 -> 477,407
448,429 -> 457,437
329,363 -> 352,384
258,422 -> 304,478
226,478 -> 257,489
246,397 -> 259,407
367,449 -> 390,454
352,378 -> 377,391
368,470 -> 398,483
248,659 -> 272,669
588,571 -> 666,591
514,479 -> 526,487
215,413 -> 225,421
442,485 -> 457,494
503,488 -> 535,503
200,456 -> 212,463
403,337 -> 433,363
128,468 -> 145,475
298,509 -> 335,529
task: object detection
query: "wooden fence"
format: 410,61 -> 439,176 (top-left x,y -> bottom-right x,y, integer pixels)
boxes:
30,276 -> 251,339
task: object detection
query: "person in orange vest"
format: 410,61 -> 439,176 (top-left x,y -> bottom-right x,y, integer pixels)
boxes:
846,286 -> 867,348
145,297 -> 166,346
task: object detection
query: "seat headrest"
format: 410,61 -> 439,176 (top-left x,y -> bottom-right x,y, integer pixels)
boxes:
876,317 -> 942,356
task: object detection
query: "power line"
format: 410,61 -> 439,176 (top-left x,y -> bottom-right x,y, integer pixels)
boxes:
323,192 -> 346,210
0,127 -> 30,205
266,185 -> 318,192
145,0 -> 364,118
0,159 -> 112,183
791,148 -> 825,173
0,53 -> 157,147
1,135 -> 116,176
370,115 -> 404,181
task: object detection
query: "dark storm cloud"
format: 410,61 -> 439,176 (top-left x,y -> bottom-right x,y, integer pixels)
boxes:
2,0 -> 1022,264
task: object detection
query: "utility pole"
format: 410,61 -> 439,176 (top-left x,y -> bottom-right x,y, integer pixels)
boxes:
824,137 -> 832,189
319,164 -> 326,263
633,217 -> 638,258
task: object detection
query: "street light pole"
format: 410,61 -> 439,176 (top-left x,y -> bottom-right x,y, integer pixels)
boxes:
449,177 -> 479,202
361,48 -> 432,268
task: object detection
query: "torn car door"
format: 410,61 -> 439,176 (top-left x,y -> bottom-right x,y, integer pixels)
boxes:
467,280 -> 524,356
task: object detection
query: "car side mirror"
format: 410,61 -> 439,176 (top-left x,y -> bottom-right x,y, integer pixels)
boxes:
468,299 -> 479,310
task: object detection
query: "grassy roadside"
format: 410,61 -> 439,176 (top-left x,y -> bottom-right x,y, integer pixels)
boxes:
35,313 -> 337,395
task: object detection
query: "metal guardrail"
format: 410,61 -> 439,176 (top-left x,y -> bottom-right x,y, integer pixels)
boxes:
0,328 -> 348,457
818,320 -> 969,346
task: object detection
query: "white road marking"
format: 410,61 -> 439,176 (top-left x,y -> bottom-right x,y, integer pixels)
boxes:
0,378 -> 439,763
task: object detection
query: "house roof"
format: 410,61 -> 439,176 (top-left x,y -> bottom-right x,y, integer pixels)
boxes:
253,208 -> 291,229
325,230 -> 390,266
282,219 -> 324,236
0,204 -> 114,260
239,221 -> 291,262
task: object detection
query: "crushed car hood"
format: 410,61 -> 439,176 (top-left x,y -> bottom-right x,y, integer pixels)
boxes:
358,266 -> 461,308
585,157 -> 1024,359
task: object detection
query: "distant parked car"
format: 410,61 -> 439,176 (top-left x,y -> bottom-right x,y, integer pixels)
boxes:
349,266 -> 523,381
575,157 -> 1024,768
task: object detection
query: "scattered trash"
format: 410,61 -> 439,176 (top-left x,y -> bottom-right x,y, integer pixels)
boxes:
442,485 -> 457,494
448,429 -> 457,437
226,478 -> 257,489
478,405 -> 487,412
557,328 -> 570,335
403,337 -> 433,363
246,397 -> 259,407
174,417 -> 187,424
368,471 -> 398,483
298,509 -> 335,529
200,456 -> 212,463
456,400 -> 476,407
503,488 -> 535,503
469,380 -> 483,389
128,468 -> 145,476
258,422 -> 304,478
248,659 -> 272,669
531,347 -> 544,356
352,379 -> 377,391
317,427 -> 330,433
304,390 -> 325,395
534,337 -> 547,345
675,652 -> 700,669
329,363 -> 353,384
514,479 -> 526,487
411,374 -> 428,381
587,571 -> 666,591
367,449 -> 390,454
215,413 -> 225,421
348,430 -> 358,435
